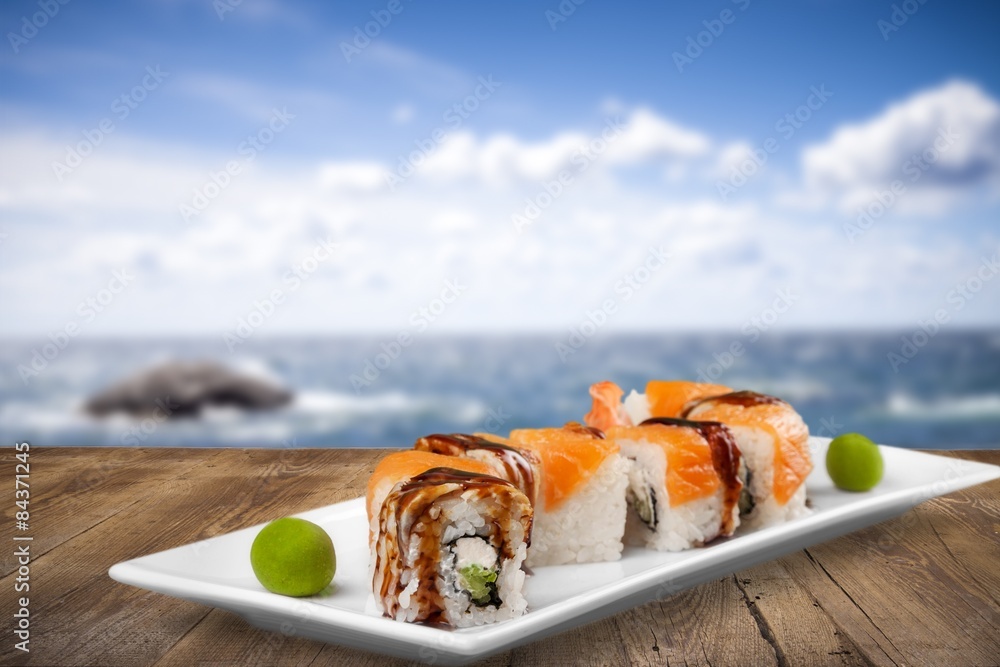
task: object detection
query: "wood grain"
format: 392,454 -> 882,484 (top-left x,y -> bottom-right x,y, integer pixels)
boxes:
1,447 -> 997,667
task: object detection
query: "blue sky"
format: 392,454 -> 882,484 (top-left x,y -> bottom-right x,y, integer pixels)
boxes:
1,0 -> 999,335
6,1 -> 999,159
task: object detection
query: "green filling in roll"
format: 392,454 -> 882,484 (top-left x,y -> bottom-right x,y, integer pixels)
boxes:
459,563 -> 498,605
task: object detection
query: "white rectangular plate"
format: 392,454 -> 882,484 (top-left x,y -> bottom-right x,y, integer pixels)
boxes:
110,439 -> 1000,665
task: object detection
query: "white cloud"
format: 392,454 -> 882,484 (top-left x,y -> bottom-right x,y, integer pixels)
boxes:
712,140 -> 756,179
603,108 -> 711,164
1,96 -> 999,336
318,162 -> 385,191
428,210 -> 478,234
414,107 -> 711,188
794,80 -> 1000,214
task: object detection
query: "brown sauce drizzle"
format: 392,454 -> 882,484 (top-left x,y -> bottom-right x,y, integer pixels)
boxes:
415,434 -> 539,508
638,417 -> 743,536
374,468 -> 532,625
562,421 -> 606,439
397,466 -> 511,494
680,390 -> 785,417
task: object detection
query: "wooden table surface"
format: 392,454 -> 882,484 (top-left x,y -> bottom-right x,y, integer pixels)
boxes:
2,447 -> 998,667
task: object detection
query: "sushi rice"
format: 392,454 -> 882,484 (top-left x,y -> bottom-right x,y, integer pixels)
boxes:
385,492 -> 530,626
526,453 -> 630,566
621,442 -> 729,550
368,453 -> 532,627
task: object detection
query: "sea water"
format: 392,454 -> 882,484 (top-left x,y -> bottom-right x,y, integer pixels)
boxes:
1,333 -> 998,449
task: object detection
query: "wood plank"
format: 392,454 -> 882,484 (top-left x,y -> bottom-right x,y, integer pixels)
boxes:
509,614 -> 630,667
792,515 -> 1000,665
0,448 -> 383,667
780,550 -> 905,667
934,450 -> 1000,465
614,577 -> 781,667
0,447 -> 220,576
151,610 -> 327,667
151,454 -> 382,667
915,495 -> 1000,612
923,449 -> 1000,606
308,631 -> 513,667
734,561 -> 868,667
0,448 -> 996,667
774,450 -> 1000,667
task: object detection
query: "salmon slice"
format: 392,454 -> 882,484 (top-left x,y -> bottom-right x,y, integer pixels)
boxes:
366,450 -> 492,523
609,424 -> 720,506
508,424 -> 617,511
687,402 -> 811,504
584,381 -> 631,431
645,380 -> 732,418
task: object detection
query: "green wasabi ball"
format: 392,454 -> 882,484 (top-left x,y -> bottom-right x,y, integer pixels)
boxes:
826,433 -> 884,492
250,517 -> 336,597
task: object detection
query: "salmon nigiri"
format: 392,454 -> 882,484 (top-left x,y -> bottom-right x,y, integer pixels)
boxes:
505,423 -> 629,566
682,391 -> 812,527
607,417 -> 742,551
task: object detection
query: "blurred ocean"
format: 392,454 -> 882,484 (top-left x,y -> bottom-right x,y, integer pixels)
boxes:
2,333 -> 999,449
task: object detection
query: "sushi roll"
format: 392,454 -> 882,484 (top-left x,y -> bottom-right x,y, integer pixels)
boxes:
607,418 -> 743,551
366,451 -> 495,591
506,423 -> 629,567
681,391 -> 812,528
367,451 -> 532,627
414,433 -> 541,508
586,380 -> 733,430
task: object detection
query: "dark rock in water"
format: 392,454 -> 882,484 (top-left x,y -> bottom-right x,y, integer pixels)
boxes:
85,361 -> 292,419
